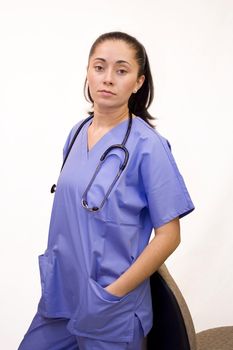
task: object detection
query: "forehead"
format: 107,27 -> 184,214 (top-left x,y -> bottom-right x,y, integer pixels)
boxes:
90,40 -> 137,64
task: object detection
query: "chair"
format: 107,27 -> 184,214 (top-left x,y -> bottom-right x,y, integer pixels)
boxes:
146,264 -> 233,349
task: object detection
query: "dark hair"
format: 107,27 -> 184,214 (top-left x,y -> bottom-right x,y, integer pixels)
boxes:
84,31 -> 156,128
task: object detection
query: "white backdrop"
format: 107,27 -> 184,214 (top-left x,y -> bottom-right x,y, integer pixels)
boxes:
1,0 -> 233,348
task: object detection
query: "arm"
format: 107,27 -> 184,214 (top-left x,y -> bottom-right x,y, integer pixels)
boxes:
105,216 -> 181,297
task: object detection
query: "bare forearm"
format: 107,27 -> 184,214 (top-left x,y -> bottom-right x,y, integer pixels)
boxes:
105,217 -> 180,297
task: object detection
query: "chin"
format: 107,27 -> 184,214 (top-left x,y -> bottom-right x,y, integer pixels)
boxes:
94,101 -> 121,110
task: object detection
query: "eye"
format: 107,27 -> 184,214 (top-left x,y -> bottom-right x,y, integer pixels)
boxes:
94,65 -> 104,72
117,69 -> 127,75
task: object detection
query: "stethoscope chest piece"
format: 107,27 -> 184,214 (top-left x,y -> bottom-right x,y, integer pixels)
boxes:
51,184 -> 57,193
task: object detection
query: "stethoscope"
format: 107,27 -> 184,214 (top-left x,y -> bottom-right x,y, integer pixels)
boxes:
50,113 -> 133,212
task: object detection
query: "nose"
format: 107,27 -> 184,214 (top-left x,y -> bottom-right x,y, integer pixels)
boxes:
103,68 -> 114,85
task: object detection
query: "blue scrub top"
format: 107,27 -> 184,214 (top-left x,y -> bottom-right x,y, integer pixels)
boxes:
37,115 -> 195,342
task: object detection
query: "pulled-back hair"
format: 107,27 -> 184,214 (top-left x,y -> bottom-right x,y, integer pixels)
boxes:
84,31 -> 156,128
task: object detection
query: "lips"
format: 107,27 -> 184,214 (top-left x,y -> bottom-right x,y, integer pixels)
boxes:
98,90 -> 116,95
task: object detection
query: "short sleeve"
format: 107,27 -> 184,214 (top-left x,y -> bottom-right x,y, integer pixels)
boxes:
140,132 -> 195,229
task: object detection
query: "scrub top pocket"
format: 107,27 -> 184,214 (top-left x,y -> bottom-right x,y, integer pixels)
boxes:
71,277 -> 136,342
38,253 -> 48,295
38,252 -> 54,315
38,251 -> 76,318
91,279 -> 123,302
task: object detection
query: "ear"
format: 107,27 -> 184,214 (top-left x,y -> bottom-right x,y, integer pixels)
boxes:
134,75 -> 145,93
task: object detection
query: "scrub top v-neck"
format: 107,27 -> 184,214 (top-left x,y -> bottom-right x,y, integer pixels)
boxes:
83,117 -> 130,159
37,115 -> 195,343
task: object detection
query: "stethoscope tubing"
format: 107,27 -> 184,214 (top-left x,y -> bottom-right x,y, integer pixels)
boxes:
51,113 -> 133,212
81,144 -> 129,211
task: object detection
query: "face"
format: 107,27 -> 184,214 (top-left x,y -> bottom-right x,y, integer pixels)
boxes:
86,40 -> 145,112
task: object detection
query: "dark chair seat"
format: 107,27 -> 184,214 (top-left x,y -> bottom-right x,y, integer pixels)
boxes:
147,270 -> 191,349
145,264 -> 233,350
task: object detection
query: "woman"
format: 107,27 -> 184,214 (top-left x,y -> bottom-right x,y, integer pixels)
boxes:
18,31 -> 195,350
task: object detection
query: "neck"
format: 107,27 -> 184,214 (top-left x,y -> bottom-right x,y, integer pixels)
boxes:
91,105 -> 130,130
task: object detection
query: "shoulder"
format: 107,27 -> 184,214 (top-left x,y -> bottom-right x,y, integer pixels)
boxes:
63,116 -> 90,155
133,116 -> 172,154
64,116 -> 91,143
66,117 -> 87,137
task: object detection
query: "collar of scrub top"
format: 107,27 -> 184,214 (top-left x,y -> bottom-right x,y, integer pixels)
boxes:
50,113 -> 133,212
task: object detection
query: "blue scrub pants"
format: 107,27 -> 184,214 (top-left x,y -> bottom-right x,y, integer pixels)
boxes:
18,312 -> 145,350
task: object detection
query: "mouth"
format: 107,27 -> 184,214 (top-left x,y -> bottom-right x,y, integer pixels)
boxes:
98,90 -> 116,95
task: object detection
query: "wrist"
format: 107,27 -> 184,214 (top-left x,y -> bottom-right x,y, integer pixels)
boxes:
104,283 -> 125,298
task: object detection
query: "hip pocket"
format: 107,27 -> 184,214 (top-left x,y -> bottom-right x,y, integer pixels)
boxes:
38,252 -> 51,296
91,278 -> 127,302
37,251 -> 72,317
73,278 -> 135,342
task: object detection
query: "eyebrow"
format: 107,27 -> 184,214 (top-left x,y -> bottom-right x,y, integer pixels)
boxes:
93,58 -> 131,66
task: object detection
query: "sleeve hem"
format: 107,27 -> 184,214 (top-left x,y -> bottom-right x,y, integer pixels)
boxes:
152,205 -> 195,230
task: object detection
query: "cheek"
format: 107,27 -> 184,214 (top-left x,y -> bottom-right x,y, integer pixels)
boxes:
87,75 -> 98,95
87,74 -> 94,87
121,81 -> 136,95
87,70 -> 98,85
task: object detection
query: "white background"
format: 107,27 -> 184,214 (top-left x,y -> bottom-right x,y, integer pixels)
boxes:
0,0 -> 233,348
